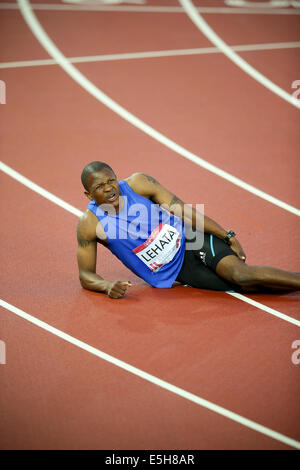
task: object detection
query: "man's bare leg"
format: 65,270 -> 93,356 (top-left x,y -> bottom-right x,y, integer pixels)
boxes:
216,256 -> 300,292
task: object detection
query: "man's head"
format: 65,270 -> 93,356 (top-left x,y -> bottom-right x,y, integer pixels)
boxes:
81,161 -> 120,210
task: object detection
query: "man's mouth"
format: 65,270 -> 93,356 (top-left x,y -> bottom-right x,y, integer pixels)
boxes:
106,192 -> 118,203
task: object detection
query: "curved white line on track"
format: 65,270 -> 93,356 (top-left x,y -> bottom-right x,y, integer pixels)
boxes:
1,160 -> 299,328
1,297 -> 300,449
0,161 -> 82,217
179,0 -> 300,110
16,0 -> 300,217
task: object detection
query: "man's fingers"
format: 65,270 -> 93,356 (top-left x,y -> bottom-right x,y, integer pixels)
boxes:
236,250 -> 246,261
231,246 -> 246,262
108,281 -> 132,298
230,238 -> 246,263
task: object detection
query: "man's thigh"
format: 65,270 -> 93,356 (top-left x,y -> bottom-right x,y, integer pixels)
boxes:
176,246 -> 237,291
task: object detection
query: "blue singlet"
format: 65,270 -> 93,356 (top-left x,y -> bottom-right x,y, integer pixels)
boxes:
87,180 -> 186,288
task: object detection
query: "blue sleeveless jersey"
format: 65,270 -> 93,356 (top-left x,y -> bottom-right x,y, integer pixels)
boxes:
87,180 -> 186,288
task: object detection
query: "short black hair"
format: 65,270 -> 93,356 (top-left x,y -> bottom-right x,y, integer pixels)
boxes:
81,161 -> 115,191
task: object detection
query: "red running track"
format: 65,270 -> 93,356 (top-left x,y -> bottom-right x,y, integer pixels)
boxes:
0,0 -> 299,450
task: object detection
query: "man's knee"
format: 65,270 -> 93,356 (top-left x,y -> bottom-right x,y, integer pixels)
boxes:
216,256 -> 259,288
230,264 -> 256,287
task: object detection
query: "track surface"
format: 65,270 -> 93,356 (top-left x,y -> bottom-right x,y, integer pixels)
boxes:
0,0 -> 300,450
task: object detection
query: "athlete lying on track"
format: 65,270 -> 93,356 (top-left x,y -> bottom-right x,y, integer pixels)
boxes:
77,161 -> 300,299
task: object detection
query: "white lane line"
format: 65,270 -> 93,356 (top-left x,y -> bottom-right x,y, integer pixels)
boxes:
0,161 -> 82,217
1,3 -> 300,13
225,0 -> 300,7
179,0 -> 300,110
1,160 -> 299,328
15,0 -> 300,217
233,41 -> 300,51
1,41 -> 300,69
227,293 -> 300,327
1,297 -> 299,449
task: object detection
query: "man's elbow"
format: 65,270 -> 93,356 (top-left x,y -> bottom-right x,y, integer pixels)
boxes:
79,272 -> 90,290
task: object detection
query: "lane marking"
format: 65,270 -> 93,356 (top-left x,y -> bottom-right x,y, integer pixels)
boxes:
1,2 -> 300,13
0,161 -> 82,217
1,41 -> 300,69
179,0 -> 300,110
1,160 -> 299,327
227,292 -> 300,327
15,0 -> 300,216
225,0 -> 300,7
1,297 -> 300,449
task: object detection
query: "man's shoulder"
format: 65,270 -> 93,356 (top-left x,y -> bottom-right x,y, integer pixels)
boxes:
124,173 -> 158,197
77,209 -> 98,241
124,172 -> 144,186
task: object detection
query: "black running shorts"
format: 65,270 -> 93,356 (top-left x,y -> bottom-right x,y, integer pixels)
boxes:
175,231 -> 238,291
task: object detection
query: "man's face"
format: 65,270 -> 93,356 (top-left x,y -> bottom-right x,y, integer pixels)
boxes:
85,169 -> 120,211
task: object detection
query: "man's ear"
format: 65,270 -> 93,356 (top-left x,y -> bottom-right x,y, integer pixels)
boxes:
84,191 -> 93,201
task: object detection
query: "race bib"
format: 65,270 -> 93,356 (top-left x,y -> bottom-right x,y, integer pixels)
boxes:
132,223 -> 181,272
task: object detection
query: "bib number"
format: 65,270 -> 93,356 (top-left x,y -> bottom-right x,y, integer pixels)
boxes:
133,224 -> 181,272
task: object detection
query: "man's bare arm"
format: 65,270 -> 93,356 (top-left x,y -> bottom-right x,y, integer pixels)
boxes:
127,173 -> 227,237
77,212 -> 131,298
126,173 -> 246,260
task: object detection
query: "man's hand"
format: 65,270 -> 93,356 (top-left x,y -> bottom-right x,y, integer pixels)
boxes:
106,281 -> 132,299
229,238 -> 246,262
